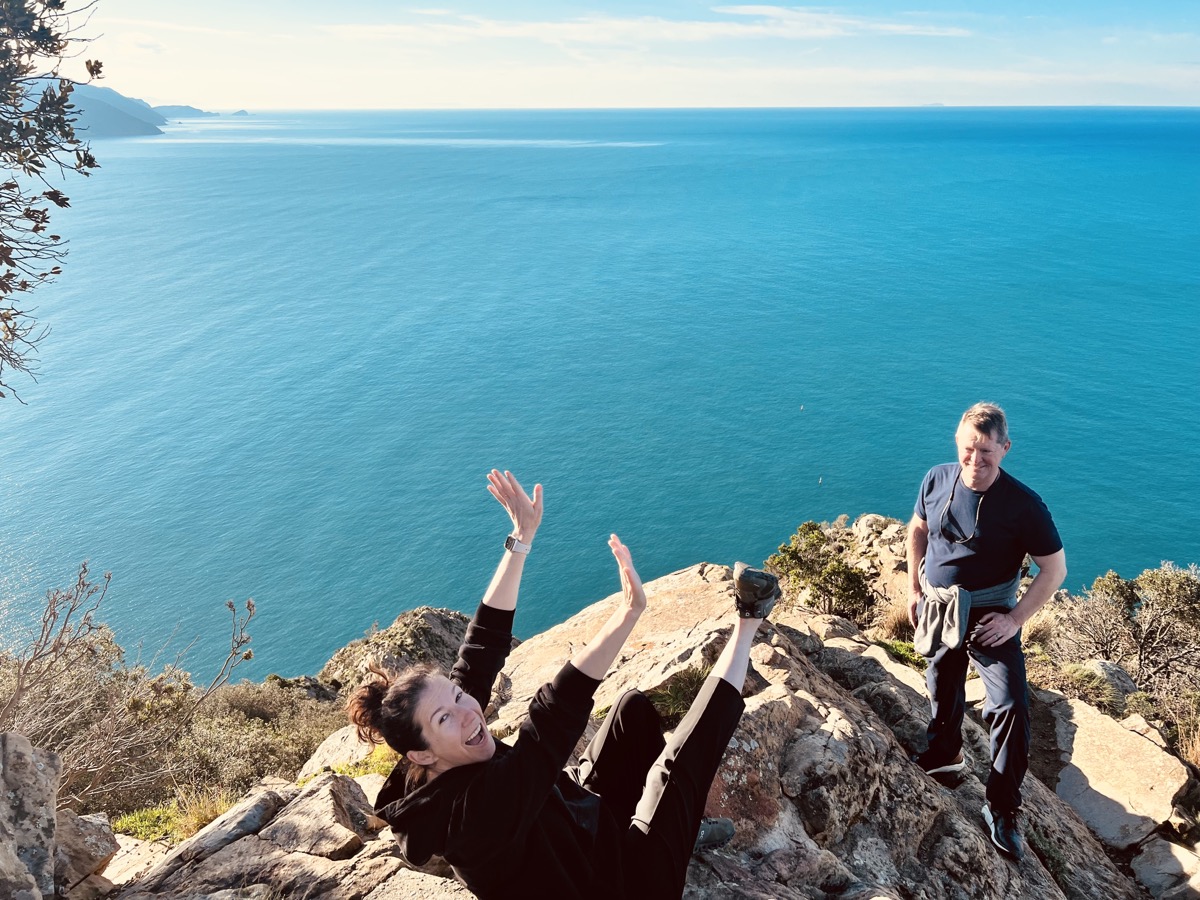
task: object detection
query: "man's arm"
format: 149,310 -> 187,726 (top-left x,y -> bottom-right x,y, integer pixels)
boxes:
906,515 -> 929,627
975,548 -> 1067,647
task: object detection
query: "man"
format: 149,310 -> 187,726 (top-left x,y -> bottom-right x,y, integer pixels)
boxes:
907,402 -> 1067,862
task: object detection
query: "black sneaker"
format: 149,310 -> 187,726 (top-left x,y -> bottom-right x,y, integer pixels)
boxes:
982,803 -> 1023,861
733,563 -> 780,619
693,817 -> 735,852
912,750 -> 968,775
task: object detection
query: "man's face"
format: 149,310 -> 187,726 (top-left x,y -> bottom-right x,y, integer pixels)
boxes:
955,424 -> 1010,490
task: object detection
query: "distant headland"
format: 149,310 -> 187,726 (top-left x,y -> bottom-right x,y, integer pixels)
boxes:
59,82 -> 227,138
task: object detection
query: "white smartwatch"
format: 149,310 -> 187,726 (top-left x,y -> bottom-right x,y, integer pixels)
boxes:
504,535 -> 531,555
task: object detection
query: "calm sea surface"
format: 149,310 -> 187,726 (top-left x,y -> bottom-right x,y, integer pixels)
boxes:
1,108 -> 1197,678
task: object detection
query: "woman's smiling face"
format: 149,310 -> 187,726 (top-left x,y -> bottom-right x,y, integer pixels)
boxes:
407,674 -> 495,775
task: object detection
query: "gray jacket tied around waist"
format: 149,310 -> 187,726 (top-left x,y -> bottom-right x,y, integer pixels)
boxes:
914,562 -> 1020,657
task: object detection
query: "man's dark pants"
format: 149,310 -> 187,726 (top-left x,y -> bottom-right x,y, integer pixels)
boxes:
925,604 -> 1030,813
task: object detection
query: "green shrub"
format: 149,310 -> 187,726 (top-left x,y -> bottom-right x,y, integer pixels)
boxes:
170,680 -> 344,802
113,804 -> 178,843
768,521 -> 875,623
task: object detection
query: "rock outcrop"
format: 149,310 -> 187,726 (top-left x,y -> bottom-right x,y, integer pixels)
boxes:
11,517 -> 1197,898
1,733 -> 123,899
193,560 -> 1157,899
1039,689 -> 1192,851
317,606 -> 475,693
2,732 -> 63,898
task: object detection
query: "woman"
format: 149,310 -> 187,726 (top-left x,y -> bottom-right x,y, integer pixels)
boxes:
347,469 -> 778,900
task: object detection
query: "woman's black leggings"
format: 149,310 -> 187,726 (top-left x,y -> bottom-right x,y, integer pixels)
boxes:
574,677 -> 745,899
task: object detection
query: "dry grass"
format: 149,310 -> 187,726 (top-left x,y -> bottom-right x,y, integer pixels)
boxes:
1021,604 -> 1057,651
1178,721 -> 1200,768
174,787 -> 239,840
872,594 -> 914,642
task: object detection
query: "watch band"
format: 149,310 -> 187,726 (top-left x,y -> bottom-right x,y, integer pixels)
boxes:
504,534 -> 531,554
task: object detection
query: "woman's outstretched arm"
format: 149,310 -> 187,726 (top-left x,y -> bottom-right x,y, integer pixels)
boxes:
479,469 -> 543,612
571,535 -> 646,681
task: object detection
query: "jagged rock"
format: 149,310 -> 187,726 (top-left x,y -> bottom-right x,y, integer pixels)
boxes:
1081,659 -> 1139,698
120,883 -> 276,899
1132,837 -> 1200,899
109,564 -> 1164,898
852,514 -> 889,541
1,732 -> 62,899
134,833 -> 403,900
259,773 -> 376,859
807,615 -> 861,642
55,810 -> 119,892
298,724 -> 375,780
1,836 -> 40,900
319,606 -> 476,693
137,784 -> 298,891
461,565 -> 1144,898
1040,689 -> 1192,850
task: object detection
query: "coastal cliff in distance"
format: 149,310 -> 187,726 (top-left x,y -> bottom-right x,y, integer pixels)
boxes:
51,82 -> 220,138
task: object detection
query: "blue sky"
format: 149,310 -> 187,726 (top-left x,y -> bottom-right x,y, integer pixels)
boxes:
76,1 -> 1200,108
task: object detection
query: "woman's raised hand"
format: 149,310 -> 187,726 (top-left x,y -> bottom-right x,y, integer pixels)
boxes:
486,470 -> 543,543
608,534 -> 647,616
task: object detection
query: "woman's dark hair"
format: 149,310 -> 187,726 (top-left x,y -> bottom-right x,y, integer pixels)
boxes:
346,661 -> 442,789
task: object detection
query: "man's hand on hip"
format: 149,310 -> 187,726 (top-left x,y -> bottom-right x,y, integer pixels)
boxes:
973,611 -> 1019,647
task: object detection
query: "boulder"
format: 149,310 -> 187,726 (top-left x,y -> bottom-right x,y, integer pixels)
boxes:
1132,837 -> 1200,900
1123,713 -> 1171,749
362,867 -> 473,898
259,773 -> 376,859
1080,659 -> 1139,699
353,774 -> 387,809
55,810 -> 119,891
1039,689 -> 1192,849
1,732 -> 62,898
298,725 -> 376,780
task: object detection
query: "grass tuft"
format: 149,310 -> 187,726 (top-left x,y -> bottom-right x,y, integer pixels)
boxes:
876,639 -> 926,671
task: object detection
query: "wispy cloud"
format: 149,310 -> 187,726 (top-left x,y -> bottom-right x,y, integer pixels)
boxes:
713,6 -> 971,37
326,6 -> 971,48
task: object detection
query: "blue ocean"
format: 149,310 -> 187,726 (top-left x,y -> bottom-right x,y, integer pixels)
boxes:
1,108 -> 1197,679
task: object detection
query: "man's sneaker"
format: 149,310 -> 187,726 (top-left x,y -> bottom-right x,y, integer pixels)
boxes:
912,750 -> 968,776
693,817 -> 735,853
733,563 -> 781,619
982,803 -> 1024,862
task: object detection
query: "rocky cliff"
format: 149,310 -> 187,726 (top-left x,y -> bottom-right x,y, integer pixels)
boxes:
5,516 -> 1199,899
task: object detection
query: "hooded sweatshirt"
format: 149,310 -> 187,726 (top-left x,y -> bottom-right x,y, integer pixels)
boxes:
375,604 -> 631,900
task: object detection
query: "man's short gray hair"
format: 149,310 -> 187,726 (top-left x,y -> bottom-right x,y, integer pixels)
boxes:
960,402 -> 1009,444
